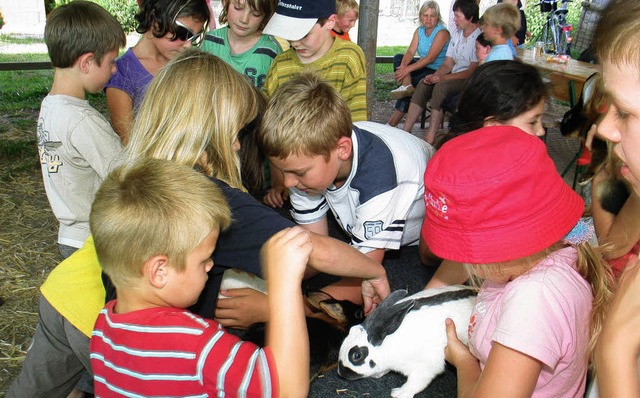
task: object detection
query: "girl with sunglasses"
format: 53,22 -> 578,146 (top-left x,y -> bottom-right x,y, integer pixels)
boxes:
105,0 -> 209,144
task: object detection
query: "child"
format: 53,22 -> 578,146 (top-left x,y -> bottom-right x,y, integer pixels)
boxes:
480,2 -> 520,62
591,0 -> 640,394
105,0 -> 209,143
89,158 -> 310,396
422,60 -> 546,284
422,126 -> 613,396
332,0 -> 359,41
200,0 -> 280,89
258,71 -> 434,270
474,32 -> 492,64
36,0 -> 125,259
261,0 -> 367,122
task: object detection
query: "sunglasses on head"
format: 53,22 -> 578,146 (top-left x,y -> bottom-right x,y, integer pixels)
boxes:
172,19 -> 204,45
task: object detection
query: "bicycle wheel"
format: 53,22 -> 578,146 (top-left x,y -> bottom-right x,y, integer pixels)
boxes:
541,19 -> 555,54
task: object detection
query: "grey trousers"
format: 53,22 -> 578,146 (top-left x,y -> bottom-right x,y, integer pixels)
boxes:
6,295 -> 92,398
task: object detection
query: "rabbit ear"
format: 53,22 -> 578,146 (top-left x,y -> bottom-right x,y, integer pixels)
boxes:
361,290 -> 413,346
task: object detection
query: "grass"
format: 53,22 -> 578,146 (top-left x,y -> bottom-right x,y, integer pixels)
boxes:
0,34 -> 45,45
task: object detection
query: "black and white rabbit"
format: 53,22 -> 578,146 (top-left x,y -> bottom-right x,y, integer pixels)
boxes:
337,285 -> 476,398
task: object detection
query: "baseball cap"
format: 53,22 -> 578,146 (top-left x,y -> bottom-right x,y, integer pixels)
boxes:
422,125 -> 584,264
263,0 -> 336,41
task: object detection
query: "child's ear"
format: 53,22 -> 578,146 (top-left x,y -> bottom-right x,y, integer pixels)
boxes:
336,136 -> 353,160
324,14 -> 337,30
145,255 -> 171,288
483,116 -> 499,127
77,52 -> 96,74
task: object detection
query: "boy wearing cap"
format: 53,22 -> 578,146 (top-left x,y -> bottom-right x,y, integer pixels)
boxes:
262,0 -> 367,122
259,72 -> 433,281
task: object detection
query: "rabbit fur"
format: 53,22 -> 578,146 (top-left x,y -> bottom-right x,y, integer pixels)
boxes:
337,285 -> 476,398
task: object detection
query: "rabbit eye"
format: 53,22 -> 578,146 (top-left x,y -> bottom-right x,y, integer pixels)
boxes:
354,309 -> 364,320
348,346 -> 368,365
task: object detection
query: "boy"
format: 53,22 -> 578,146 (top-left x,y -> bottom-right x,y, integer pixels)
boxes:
262,0 -> 367,122
592,0 -> 640,395
480,2 -> 520,62
258,71 -> 434,266
332,0 -> 359,41
89,158 -> 311,396
37,0 -> 125,259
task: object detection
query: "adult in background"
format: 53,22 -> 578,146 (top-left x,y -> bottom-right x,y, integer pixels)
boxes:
387,1 -> 450,127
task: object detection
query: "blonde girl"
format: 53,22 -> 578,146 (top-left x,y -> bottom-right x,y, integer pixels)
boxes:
423,126 -> 613,397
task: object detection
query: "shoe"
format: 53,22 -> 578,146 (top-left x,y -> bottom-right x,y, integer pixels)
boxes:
389,85 -> 415,100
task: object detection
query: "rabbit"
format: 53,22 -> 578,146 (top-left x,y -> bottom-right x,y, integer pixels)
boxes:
220,269 -> 365,379
337,285 -> 477,398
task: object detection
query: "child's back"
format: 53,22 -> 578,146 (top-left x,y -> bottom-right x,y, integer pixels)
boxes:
38,0 -> 125,257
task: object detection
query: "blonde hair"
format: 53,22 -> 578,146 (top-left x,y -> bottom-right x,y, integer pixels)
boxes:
419,1 -> 443,25
336,0 -> 359,17
125,49 -> 261,190
90,158 -> 231,288
259,71 -> 352,159
481,3 -> 520,39
594,0 -> 640,69
464,241 -> 614,366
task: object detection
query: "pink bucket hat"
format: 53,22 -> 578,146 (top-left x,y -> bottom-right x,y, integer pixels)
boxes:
422,125 -> 584,264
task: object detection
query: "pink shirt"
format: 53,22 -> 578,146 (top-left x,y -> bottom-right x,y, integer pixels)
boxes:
468,247 -> 591,397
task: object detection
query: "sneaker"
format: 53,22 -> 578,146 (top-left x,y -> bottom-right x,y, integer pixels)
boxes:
389,85 -> 415,100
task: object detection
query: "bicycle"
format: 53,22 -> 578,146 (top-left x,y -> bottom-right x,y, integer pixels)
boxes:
537,0 -> 573,55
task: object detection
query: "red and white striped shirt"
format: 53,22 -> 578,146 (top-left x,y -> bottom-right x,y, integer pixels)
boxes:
90,300 -> 278,397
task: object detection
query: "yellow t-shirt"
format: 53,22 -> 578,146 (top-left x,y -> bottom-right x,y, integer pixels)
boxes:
40,236 -> 105,337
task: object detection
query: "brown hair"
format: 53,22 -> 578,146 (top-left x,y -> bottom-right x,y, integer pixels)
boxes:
44,1 -> 125,68
218,0 -> 278,30
594,0 -> 640,69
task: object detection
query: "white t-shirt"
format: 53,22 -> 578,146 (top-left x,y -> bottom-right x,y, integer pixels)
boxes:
446,27 -> 481,74
289,121 -> 434,253
37,95 -> 123,248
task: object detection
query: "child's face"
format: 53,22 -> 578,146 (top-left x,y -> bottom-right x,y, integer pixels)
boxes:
419,8 -> 439,30
154,16 -> 206,60
86,49 -> 118,94
501,99 -> 546,137
475,41 -> 491,63
599,61 -> 640,194
289,20 -> 335,64
270,151 -> 344,195
227,0 -> 265,38
164,229 -> 218,308
336,9 -> 358,33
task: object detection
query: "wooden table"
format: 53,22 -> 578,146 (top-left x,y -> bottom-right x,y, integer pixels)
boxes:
517,48 -> 601,105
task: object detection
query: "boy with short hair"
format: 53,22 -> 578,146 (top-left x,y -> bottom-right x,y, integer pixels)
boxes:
37,0 -> 125,258
90,158 -> 312,396
258,71 -> 434,265
262,0 -> 367,122
480,2 -> 520,62
332,0 -> 359,41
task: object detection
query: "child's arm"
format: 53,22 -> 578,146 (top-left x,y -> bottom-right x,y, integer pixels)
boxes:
263,227 -> 312,397
300,217 -> 329,236
596,255 -> 640,397
445,319 -> 542,398
592,168 -> 640,258
106,87 -> 133,144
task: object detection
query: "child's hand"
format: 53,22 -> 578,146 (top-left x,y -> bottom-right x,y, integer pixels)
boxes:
215,288 -> 269,329
262,186 -> 289,208
262,227 -> 313,284
444,318 -> 476,367
361,275 -> 390,314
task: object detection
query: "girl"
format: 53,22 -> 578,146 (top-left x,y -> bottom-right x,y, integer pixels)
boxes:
105,0 -> 209,143
420,60 -> 546,276
200,0 -> 280,89
387,1 -> 450,127
423,126 -> 613,397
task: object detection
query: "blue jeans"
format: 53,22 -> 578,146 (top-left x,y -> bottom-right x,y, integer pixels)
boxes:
393,53 -> 437,113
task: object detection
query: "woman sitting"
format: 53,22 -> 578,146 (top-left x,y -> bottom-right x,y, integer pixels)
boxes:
387,1 -> 450,127
402,0 -> 481,144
